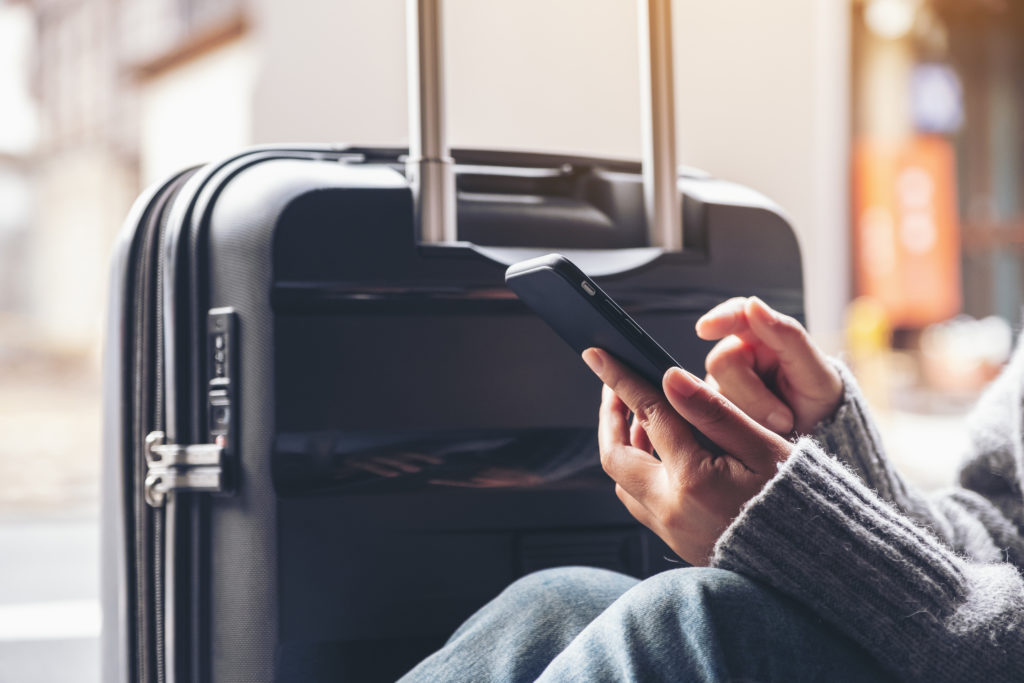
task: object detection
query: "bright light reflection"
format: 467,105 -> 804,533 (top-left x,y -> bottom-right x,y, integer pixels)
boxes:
865,0 -> 917,41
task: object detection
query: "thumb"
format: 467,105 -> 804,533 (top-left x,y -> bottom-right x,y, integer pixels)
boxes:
662,368 -> 790,474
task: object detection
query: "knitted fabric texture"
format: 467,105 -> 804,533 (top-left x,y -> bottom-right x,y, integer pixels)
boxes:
711,351 -> 1024,682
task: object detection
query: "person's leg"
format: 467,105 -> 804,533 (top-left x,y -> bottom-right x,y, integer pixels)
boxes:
398,566 -> 639,683
537,566 -> 895,683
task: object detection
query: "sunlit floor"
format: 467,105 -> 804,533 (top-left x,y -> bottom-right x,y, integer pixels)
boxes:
0,517 -> 99,683
0,355 -> 100,683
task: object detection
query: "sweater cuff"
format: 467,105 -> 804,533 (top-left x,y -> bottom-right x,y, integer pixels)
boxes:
711,438 -> 968,675
713,437 -> 1024,681
811,360 -> 901,500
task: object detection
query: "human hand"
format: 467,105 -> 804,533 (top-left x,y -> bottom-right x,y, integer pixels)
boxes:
696,297 -> 842,435
582,348 -> 792,566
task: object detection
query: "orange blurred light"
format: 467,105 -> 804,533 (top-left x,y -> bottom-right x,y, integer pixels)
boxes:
852,135 -> 962,328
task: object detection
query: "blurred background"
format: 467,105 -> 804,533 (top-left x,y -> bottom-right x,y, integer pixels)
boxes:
0,0 -> 1021,679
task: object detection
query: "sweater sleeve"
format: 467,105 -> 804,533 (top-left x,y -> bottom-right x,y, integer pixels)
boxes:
711,439 -> 1024,682
957,345 -> 1024,566
811,360 -> 1024,567
810,360 -> 903,499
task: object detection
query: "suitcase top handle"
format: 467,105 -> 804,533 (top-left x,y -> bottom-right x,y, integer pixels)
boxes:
407,0 -> 683,252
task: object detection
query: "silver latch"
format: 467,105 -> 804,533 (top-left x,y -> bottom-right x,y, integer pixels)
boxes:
144,431 -> 226,507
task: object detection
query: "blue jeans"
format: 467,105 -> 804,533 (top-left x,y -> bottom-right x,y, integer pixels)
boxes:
399,566 -> 894,682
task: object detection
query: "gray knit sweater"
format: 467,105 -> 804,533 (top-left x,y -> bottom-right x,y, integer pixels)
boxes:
711,347 -> 1024,682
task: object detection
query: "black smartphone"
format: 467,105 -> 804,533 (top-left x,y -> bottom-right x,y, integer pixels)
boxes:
505,253 -> 682,389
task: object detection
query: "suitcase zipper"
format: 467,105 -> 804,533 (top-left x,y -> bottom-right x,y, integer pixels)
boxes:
130,168 -> 194,683
148,189 -> 168,683
128,189 -> 164,683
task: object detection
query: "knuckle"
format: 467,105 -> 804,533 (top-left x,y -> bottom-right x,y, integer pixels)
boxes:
596,362 -> 620,389
776,314 -> 805,338
704,346 -> 726,375
700,391 -> 734,427
655,507 -> 681,530
708,296 -> 741,314
632,397 -> 667,431
600,445 -> 632,477
721,296 -> 748,312
705,344 -> 741,375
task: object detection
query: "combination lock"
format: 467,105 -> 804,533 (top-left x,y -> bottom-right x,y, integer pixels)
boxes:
207,308 -> 237,452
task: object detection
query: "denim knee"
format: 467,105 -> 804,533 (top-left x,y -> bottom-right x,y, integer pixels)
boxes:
434,566 -> 640,675
629,566 -> 759,607
501,566 -> 640,605
445,566 -> 640,645
535,567 -> 892,683
601,567 -> 892,682
605,566 -> 770,638
498,566 -> 749,621
495,565 -> 638,618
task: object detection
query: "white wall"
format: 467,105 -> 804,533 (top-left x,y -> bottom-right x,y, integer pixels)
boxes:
140,38 -> 257,185
252,0 -> 850,342
0,5 -> 38,155
31,148 -> 135,351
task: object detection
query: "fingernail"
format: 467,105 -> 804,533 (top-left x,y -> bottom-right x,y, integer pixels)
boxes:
582,348 -> 605,375
766,410 -> 793,433
665,367 -> 700,398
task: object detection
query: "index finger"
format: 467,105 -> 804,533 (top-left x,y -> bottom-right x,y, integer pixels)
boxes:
583,348 -> 696,473
695,297 -> 753,341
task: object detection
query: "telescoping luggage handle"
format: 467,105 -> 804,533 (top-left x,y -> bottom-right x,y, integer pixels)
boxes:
407,0 -> 684,251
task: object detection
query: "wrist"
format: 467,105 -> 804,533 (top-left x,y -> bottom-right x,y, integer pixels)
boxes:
786,366 -> 844,433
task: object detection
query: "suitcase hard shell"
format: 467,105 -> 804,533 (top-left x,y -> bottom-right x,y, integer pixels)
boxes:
102,4 -> 804,682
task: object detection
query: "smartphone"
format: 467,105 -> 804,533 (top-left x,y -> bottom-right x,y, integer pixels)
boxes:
505,253 -> 681,389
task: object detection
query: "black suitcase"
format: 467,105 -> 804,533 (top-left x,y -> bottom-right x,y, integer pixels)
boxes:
101,3 -> 804,682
